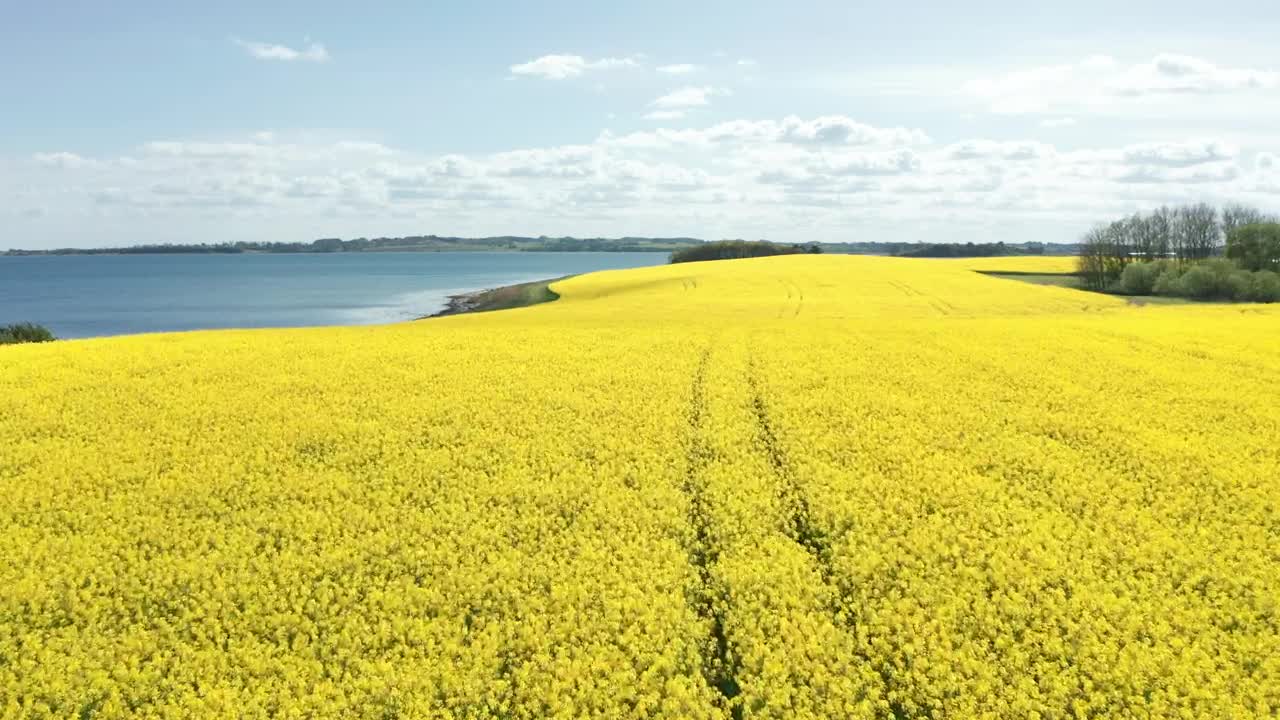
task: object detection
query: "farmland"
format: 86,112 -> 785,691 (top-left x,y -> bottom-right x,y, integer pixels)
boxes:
2,255 -> 1278,718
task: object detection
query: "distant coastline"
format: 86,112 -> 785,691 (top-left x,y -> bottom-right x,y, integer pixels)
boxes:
1,235 -> 1082,257
2,236 -> 700,256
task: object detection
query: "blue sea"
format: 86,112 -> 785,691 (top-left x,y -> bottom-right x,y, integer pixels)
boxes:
0,252 -> 665,339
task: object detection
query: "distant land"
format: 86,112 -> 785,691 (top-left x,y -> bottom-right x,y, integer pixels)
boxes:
1,235 -> 1080,257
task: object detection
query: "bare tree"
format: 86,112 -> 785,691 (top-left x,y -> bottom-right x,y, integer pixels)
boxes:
1149,206 -> 1173,258
1105,219 -> 1134,277
1221,203 -> 1267,237
1175,203 -> 1219,261
1077,225 -> 1113,290
1170,208 -> 1189,261
1131,212 -> 1163,262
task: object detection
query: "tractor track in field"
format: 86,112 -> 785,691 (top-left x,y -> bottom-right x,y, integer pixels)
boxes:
775,278 -> 805,319
681,346 -> 743,718
690,343 -> 905,718
744,352 -> 832,582
887,279 -> 924,297
745,349 -> 912,719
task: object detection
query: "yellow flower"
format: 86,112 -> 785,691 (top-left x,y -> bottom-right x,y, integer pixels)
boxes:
2,255 -> 1277,717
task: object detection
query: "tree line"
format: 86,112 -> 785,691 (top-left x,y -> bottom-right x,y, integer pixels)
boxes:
669,240 -> 822,264
898,241 -> 1030,258
1077,203 -> 1279,291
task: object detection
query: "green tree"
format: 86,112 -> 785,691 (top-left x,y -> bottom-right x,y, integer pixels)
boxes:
1226,223 -> 1280,272
0,323 -> 56,345
669,240 -> 807,264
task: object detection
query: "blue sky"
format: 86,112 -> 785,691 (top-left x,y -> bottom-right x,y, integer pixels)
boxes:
4,0 -> 1280,248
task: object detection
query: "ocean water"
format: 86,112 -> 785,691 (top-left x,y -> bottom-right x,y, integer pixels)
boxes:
0,252 -> 665,339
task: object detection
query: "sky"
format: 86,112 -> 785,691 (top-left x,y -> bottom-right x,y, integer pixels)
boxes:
3,0 -> 1280,249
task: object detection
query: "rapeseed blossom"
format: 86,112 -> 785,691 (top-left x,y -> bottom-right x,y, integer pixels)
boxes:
2,255 -> 1277,718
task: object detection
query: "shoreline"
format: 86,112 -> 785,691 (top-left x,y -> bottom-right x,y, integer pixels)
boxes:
423,276 -> 570,319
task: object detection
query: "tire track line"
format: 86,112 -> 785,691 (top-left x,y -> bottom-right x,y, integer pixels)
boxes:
682,346 -> 742,718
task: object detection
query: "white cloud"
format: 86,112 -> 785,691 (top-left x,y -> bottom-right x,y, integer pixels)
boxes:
944,140 -> 1054,161
964,55 -> 1111,114
737,59 -> 758,67
777,116 -> 929,146
598,115 -> 930,150
1255,154 -> 1280,194
509,54 -> 639,80
1114,54 -> 1278,96
811,149 -> 922,176
490,145 -> 596,178
333,141 -> 396,156
965,53 -> 1278,114
510,55 -> 585,80
369,154 -> 481,183
33,152 -> 92,169
1112,164 -> 1241,185
431,155 -> 479,178
657,64 -> 700,75
1120,140 -> 1237,168
10,121 -> 1279,248
651,86 -> 731,108
644,110 -> 686,120
1040,117 -> 1077,128
89,187 -> 129,205
235,39 -> 330,63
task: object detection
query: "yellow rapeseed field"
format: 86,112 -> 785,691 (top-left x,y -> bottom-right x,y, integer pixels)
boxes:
2,255 -> 1278,719
950,255 -> 1081,274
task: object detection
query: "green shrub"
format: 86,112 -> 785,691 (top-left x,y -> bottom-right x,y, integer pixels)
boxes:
1116,263 -> 1148,295
1118,260 -> 1175,295
1174,260 -> 1245,300
1244,271 -> 1280,303
0,322 -> 56,345
1108,257 -> 1279,303
1151,263 -> 1187,296
1226,271 -> 1253,302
